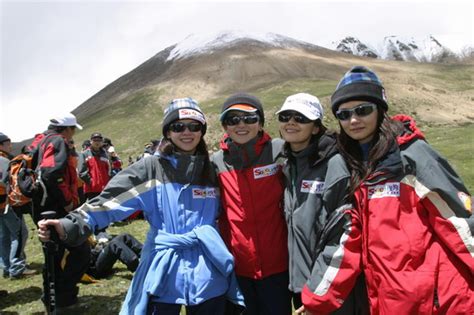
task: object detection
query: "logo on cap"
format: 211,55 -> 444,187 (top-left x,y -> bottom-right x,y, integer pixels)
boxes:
178,109 -> 205,125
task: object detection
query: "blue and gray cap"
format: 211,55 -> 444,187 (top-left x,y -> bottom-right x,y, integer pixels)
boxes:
162,98 -> 207,136
331,66 -> 388,115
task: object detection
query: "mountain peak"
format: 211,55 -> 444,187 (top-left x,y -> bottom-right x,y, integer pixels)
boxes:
166,30 -> 308,61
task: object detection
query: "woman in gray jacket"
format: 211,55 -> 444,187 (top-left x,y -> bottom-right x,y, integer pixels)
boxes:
277,93 -> 338,310
278,93 -> 367,315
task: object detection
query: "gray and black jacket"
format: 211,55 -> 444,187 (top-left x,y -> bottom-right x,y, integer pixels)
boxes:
281,131 -> 338,293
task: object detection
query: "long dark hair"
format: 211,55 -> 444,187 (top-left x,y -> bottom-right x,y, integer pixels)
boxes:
337,111 -> 404,198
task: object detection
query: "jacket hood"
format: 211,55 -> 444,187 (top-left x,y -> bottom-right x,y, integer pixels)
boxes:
392,114 -> 425,147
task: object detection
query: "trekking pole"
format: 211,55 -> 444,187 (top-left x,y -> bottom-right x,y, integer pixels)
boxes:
41,211 -> 58,315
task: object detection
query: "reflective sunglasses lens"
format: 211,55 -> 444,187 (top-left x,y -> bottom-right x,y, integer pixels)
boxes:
169,123 -> 185,132
224,116 -> 240,126
294,114 -> 312,124
355,104 -> 375,117
187,123 -> 203,132
278,114 -> 291,123
243,115 -> 259,124
335,110 -> 352,121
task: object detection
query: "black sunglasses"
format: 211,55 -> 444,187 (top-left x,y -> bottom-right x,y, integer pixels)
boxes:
278,111 -> 313,124
335,103 -> 377,121
169,122 -> 203,133
224,114 -> 259,126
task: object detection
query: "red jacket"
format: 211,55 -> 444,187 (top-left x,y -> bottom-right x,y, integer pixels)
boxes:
37,131 -> 79,210
302,115 -> 473,314
78,148 -> 111,194
211,132 -> 288,279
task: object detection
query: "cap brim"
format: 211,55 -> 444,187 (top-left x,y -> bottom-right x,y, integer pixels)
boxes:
76,123 -> 83,130
220,105 -> 258,121
276,104 -> 320,121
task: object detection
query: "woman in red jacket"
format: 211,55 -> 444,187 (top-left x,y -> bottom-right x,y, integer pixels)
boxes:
212,93 -> 291,315
301,66 -> 473,315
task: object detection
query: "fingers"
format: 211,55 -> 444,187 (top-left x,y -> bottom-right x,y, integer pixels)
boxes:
37,221 -> 51,242
37,219 -> 65,242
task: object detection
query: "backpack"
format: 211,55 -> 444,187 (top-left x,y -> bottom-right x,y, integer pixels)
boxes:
7,153 -> 38,207
7,132 -> 49,207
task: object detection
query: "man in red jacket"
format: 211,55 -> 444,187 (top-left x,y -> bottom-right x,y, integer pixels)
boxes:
78,132 -> 111,201
212,93 -> 291,315
34,113 -> 90,310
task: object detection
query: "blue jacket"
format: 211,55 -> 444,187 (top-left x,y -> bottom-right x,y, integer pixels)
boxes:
60,152 -> 244,314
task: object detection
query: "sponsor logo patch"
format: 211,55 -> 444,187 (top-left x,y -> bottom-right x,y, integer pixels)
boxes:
368,182 -> 400,199
301,180 -> 325,194
192,188 -> 217,199
457,192 -> 472,213
253,163 -> 279,179
178,109 -> 205,124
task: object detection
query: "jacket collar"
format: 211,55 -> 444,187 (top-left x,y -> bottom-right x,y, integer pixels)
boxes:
220,131 -> 272,169
286,131 -> 338,167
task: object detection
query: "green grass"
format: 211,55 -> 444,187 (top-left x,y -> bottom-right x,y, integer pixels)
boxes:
0,217 -> 149,314
422,123 -> 474,192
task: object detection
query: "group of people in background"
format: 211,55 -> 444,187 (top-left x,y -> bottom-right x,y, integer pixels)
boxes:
1,65 -> 472,315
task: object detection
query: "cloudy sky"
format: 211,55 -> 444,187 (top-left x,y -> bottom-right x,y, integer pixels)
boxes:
1,0 -> 472,141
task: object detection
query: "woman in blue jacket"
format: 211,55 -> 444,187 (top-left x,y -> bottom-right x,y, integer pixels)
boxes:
38,98 -> 244,315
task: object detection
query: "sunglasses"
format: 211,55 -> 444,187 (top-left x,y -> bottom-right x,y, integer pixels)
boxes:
278,111 -> 313,124
224,114 -> 260,126
169,122 -> 203,133
335,103 -> 377,121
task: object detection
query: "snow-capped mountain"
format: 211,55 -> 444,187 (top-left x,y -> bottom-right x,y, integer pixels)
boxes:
334,37 -> 379,59
166,30 -> 314,61
332,35 -> 457,62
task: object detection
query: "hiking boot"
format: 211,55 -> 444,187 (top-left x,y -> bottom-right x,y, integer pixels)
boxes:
10,268 -> 37,279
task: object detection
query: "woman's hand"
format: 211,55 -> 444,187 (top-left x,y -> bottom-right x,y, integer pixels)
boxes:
37,219 -> 66,242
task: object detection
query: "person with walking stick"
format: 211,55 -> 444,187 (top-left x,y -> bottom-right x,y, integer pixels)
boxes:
34,113 -> 90,312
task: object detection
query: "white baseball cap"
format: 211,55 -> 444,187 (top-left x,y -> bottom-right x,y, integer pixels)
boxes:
50,112 -> 83,130
276,93 -> 324,121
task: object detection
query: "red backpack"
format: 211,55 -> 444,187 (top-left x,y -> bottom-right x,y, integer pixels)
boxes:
7,133 -> 48,207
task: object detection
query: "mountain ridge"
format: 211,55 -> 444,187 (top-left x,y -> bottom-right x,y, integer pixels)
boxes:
331,35 -> 472,63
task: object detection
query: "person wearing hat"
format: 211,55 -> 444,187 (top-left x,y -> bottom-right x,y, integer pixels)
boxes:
78,132 -> 111,201
37,98 -> 244,314
212,93 -> 291,314
276,93 -> 354,313
107,146 -> 123,177
300,66 -> 474,314
33,112 -> 91,310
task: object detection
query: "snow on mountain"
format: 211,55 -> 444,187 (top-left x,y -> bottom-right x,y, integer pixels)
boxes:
331,36 -> 379,58
167,31 -> 464,63
332,35 -> 457,62
167,30 -> 309,61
